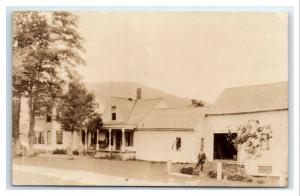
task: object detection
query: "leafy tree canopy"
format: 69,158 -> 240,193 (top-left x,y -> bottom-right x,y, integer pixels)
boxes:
59,79 -> 101,134
190,99 -> 205,107
12,11 -> 85,153
226,120 -> 273,157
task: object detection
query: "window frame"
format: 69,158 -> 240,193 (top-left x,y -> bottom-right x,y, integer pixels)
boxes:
125,131 -> 134,147
260,133 -> 270,151
111,106 -> 117,120
46,114 -> 52,122
176,137 -> 181,151
56,131 -> 63,145
47,130 -> 51,145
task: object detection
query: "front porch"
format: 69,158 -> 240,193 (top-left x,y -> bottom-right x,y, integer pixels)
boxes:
82,127 -> 135,160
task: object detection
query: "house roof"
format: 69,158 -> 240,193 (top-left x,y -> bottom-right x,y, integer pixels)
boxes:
127,98 -> 164,124
207,81 -> 288,115
102,97 -> 164,125
137,107 -> 206,129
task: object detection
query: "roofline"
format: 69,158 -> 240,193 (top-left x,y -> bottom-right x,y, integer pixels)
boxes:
150,107 -> 207,111
136,128 -> 194,131
111,96 -> 163,101
205,108 -> 288,116
223,81 -> 288,91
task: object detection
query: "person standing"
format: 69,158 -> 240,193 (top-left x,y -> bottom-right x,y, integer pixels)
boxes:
196,150 -> 206,171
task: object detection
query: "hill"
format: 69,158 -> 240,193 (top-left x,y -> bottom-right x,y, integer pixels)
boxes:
85,81 -> 192,110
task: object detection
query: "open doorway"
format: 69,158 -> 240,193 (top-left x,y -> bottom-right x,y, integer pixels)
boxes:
213,133 -> 237,160
115,131 -> 122,150
91,131 -> 97,145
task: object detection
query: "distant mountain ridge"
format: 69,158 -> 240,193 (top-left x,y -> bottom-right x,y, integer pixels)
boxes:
85,81 -> 192,109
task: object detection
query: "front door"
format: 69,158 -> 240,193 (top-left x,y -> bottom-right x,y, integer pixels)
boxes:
115,131 -> 122,150
91,131 -> 97,145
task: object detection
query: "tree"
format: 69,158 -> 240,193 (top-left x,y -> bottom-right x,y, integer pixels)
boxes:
190,99 -> 205,107
226,120 -> 273,162
87,113 -> 103,133
12,11 -> 85,154
59,79 -> 101,153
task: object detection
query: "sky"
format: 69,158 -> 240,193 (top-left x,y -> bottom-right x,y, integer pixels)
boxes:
75,12 -> 288,103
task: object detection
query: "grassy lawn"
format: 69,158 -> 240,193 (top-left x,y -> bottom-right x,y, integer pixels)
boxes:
12,155 -> 278,186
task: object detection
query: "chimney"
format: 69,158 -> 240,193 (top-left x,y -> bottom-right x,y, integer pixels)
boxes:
136,88 -> 142,99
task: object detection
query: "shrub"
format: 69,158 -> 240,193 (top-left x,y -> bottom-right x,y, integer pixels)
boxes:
72,150 -> 79,155
180,167 -> 199,175
206,163 -> 253,183
13,143 -> 28,157
207,170 -> 217,178
255,179 -> 265,184
53,148 -> 67,155
227,173 -> 253,182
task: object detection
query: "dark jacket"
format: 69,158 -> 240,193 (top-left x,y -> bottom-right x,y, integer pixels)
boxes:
198,152 -> 206,163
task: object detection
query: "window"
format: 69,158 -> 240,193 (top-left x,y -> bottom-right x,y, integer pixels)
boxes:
41,131 -> 46,144
46,114 -> 52,122
34,131 -> 46,144
260,133 -> 270,151
112,113 -> 116,120
111,106 -> 116,120
82,130 -> 86,145
56,108 -> 61,120
200,138 -> 204,151
33,132 -> 39,144
125,131 -> 134,146
258,166 -> 272,174
176,137 -> 181,151
47,130 -> 51,144
56,131 -> 63,144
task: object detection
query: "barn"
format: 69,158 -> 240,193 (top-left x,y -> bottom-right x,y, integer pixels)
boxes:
203,82 -> 288,177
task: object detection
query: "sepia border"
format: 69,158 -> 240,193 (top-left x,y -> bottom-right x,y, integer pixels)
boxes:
6,6 -> 295,191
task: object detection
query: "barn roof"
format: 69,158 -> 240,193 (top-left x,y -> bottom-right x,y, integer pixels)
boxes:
207,81 -> 288,115
137,107 -> 206,129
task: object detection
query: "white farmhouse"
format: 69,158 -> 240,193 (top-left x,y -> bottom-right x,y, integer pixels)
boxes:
16,82 -> 288,178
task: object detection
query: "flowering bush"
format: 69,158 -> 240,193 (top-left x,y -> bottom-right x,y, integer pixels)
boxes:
227,120 -> 273,156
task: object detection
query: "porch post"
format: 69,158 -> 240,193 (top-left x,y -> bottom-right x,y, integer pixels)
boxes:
108,129 -> 112,151
113,130 -> 116,147
96,130 -> 99,151
121,128 -> 125,152
85,128 -> 88,151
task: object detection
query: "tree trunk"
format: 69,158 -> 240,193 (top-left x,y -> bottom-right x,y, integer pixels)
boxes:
27,95 -> 35,156
68,131 -> 74,157
236,145 -> 242,174
71,131 -> 74,151
12,94 -> 21,144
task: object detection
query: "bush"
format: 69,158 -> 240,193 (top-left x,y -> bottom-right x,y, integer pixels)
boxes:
72,150 -> 79,156
255,179 -> 265,184
180,167 -> 199,175
53,149 -> 67,155
227,173 -> 253,182
13,142 -> 27,157
207,164 -> 253,183
207,170 -> 217,178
